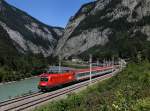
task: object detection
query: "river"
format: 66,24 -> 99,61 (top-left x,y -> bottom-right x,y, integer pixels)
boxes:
0,77 -> 40,102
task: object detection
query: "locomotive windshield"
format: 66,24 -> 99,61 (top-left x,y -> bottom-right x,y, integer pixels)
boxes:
40,78 -> 48,82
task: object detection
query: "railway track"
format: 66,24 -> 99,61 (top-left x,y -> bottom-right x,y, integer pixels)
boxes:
0,92 -> 43,107
0,69 -> 119,111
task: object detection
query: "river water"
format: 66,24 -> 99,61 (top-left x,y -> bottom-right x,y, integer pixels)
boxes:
0,77 -> 40,102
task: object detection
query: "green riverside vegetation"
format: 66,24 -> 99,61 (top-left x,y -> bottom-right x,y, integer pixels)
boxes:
34,61 -> 150,111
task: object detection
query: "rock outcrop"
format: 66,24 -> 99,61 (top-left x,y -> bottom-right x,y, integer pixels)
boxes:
55,0 -> 150,58
0,0 -> 64,57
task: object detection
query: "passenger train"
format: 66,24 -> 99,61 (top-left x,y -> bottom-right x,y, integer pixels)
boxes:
38,66 -> 115,91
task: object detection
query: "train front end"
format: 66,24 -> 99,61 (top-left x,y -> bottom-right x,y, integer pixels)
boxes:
38,74 -> 51,91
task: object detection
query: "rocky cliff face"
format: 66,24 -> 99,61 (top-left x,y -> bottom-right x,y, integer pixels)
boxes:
55,0 -> 150,58
0,25 -> 18,57
0,0 -> 63,57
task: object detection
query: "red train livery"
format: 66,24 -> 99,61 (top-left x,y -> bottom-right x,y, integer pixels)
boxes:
38,66 -> 115,91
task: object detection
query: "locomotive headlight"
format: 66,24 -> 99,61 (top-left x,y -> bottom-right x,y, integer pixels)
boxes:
68,76 -> 72,80
40,82 -> 48,86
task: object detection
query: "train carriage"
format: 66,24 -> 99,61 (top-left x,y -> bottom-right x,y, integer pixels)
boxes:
38,66 -> 115,91
74,66 -> 114,81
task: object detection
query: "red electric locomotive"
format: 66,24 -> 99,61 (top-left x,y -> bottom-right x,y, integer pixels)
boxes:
38,66 -> 115,91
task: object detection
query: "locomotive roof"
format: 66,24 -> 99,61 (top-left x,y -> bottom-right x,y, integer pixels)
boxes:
47,66 -> 74,72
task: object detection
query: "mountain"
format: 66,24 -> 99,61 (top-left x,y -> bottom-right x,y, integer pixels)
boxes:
0,24 -> 18,58
0,0 -> 64,57
55,0 -> 150,59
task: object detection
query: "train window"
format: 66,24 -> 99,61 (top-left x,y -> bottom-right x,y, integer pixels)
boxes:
40,78 -> 48,82
92,71 -> 96,74
82,72 -> 89,76
77,73 -> 81,77
86,72 -> 89,75
80,73 -> 83,77
78,73 -> 85,77
77,71 -> 90,77
81,73 -> 84,76
82,73 -> 85,76
84,73 -> 86,76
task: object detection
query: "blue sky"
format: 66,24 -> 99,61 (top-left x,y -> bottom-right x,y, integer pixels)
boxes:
6,0 -> 92,27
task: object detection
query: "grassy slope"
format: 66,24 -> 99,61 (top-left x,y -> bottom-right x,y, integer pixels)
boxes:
35,61 -> 150,111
